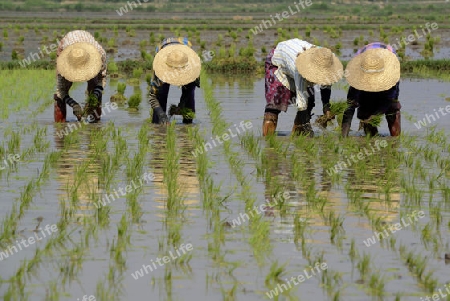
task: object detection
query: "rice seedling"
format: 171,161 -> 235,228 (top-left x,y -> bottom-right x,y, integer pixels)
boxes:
127,90 -> 142,110
398,244 -> 438,293
326,210 -> 344,243
32,127 -> 49,153
421,34 -> 438,58
186,126 -> 223,211
357,253 -> 371,280
11,49 -> 20,60
108,60 -> 119,77
157,33 -> 165,43
264,260 -> 288,288
368,272 -> 385,297
163,122 -> 184,213
110,81 -> 127,103
6,130 -> 21,154
202,72 -> 277,268
149,31 -> 156,44
133,67 -> 144,79
305,26 -> 311,38
127,29 -> 136,37
139,40 -> 147,49
228,30 -> 238,41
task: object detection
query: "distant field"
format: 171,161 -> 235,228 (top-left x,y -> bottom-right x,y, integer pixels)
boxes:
0,0 -> 450,15
0,1 -> 449,79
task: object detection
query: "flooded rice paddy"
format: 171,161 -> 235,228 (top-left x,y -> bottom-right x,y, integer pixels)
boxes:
0,70 -> 449,301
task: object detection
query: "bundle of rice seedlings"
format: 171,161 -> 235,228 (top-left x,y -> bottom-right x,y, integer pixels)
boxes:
84,92 -> 100,116
316,100 -> 348,127
110,82 -> 127,102
168,104 -> 195,119
329,100 -> 349,116
180,108 -> 195,120
128,92 -> 141,110
358,114 -> 383,130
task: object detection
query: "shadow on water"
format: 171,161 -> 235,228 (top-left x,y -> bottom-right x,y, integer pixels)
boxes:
259,136 -> 402,241
148,125 -> 200,213
206,72 -> 450,137
53,123 -> 103,218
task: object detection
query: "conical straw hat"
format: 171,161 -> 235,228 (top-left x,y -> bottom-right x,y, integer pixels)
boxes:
345,48 -> 400,92
153,44 -> 201,86
57,42 -> 102,82
295,47 -> 344,85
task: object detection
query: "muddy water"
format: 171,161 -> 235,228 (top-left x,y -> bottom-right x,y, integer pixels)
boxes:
0,73 -> 449,301
209,74 -> 450,136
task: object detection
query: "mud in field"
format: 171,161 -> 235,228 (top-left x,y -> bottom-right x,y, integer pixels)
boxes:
0,73 -> 449,301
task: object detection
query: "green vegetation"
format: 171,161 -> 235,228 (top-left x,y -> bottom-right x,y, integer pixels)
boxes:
1,1 -> 449,78
0,3 -> 449,299
0,69 -> 449,300
110,82 -> 127,102
127,89 -> 141,109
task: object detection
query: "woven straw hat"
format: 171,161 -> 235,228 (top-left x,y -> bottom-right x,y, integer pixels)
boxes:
295,47 -> 344,85
345,48 -> 400,92
153,44 -> 201,86
57,42 -> 102,82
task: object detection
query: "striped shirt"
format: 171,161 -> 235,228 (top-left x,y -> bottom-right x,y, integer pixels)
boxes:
271,39 -> 314,110
156,37 -> 192,53
56,30 -> 107,98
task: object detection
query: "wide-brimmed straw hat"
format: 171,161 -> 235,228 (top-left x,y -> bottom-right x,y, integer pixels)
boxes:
153,44 -> 201,86
345,48 -> 400,92
295,47 -> 344,85
57,42 -> 102,82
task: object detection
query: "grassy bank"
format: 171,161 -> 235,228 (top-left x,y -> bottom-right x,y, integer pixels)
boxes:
2,58 -> 450,80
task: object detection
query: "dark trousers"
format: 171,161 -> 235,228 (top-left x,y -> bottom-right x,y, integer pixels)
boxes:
305,86 -> 331,115
152,82 -> 197,124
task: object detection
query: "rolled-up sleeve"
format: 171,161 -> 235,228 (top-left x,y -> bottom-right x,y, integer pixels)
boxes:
98,54 -> 107,88
294,72 -> 309,110
148,71 -> 163,109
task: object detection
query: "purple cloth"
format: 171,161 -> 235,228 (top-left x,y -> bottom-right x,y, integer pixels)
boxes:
264,46 -> 332,113
264,48 -> 295,112
356,42 -> 397,55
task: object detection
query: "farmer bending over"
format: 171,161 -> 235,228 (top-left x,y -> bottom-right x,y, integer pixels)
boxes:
54,30 -> 107,123
341,42 -> 401,137
148,37 -> 201,124
262,38 -> 343,137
